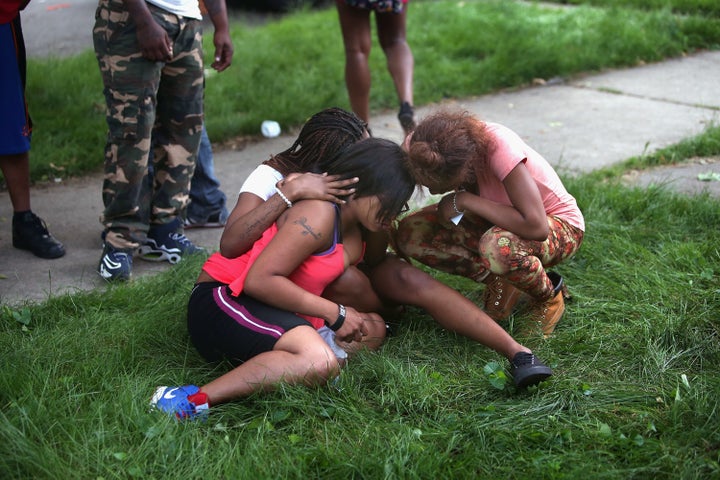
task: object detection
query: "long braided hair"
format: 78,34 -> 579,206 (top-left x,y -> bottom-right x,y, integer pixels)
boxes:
265,107 -> 368,176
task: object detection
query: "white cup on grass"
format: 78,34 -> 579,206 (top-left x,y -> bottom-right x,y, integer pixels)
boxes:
261,120 -> 281,138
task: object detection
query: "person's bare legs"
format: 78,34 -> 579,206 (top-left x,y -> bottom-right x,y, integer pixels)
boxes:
370,256 -> 530,360
199,326 -> 341,405
0,152 -> 32,212
376,8 -> 414,109
336,0 -> 373,123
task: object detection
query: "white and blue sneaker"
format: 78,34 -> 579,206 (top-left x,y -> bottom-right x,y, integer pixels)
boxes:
139,219 -> 205,264
150,385 -> 209,420
98,244 -> 133,282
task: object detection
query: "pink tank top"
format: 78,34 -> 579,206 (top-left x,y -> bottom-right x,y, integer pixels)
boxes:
202,205 -> 345,329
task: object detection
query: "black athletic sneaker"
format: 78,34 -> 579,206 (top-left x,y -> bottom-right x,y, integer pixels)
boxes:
98,244 -> 133,282
12,211 -> 65,259
139,218 -> 205,264
509,352 -> 552,388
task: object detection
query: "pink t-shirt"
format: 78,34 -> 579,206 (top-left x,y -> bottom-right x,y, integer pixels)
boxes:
475,123 -> 585,232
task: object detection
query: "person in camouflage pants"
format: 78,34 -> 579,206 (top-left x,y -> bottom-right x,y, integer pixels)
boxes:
93,0 -> 232,281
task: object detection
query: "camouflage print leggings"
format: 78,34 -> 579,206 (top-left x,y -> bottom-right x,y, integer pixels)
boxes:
394,205 -> 585,300
93,0 -> 204,250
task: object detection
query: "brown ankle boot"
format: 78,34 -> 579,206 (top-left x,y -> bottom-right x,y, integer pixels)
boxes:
482,274 -> 522,321
528,272 -> 565,338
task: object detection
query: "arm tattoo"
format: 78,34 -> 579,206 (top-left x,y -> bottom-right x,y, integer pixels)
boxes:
294,217 -> 322,241
247,203 -> 281,232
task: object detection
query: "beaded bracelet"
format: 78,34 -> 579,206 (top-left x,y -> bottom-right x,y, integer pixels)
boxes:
276,188 -> 292,208
452,191 -> 463,215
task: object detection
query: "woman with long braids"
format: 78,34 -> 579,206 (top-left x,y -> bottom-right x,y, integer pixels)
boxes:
151,138 -> 415,419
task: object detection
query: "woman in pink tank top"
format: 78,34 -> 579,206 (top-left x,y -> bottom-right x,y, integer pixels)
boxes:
150,138 -> 416,419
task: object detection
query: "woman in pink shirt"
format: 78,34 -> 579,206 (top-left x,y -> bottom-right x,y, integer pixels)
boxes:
397,109 -> 585,337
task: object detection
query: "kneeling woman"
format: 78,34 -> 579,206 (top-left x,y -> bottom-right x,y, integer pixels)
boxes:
151,138 -> 415,419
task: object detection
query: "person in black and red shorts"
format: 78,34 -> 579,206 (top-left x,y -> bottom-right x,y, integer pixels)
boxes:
0,0 -> 65,259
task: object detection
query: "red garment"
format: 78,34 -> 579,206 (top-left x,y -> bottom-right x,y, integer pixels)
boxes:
202,208 -> 345,330
1,1 -> 26,24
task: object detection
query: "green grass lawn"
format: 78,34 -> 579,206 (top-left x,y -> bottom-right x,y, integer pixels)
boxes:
1,0 -> 719,478
1,162 -> 719,477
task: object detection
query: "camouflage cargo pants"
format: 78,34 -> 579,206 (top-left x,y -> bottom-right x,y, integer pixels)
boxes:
93,0 -> 204,251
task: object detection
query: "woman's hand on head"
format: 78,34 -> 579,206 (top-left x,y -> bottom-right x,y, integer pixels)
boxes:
279,173 -> 358,204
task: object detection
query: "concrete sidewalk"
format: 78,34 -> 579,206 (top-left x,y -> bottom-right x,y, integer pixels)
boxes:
1,50 -> 719,306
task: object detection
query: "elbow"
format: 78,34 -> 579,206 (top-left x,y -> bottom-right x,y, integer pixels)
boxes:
219,235 -> 244,259
243,270 -> 279,302
529,222 -> 549,242
218,233 -> 232,257
218,247 -> 236,259
218,242 -> 234,258
243,274 -> 263,299
520,216 -> 549,241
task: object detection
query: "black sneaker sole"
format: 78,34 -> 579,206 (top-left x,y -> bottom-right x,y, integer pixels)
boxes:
513,365 -> 552,388
13,240 -> 66,259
